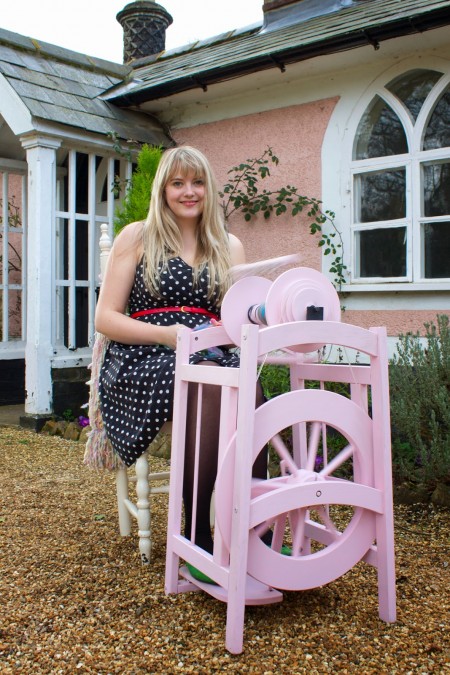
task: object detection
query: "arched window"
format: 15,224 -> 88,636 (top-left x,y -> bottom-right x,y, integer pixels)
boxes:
351,68 -> 450,282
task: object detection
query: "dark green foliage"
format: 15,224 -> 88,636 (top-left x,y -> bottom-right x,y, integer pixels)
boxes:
389,314 -> 450,487
114,145 -> 163,235
259,364 -> 290,400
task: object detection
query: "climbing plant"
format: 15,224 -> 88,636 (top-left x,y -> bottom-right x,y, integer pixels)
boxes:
219,147 -> 346,290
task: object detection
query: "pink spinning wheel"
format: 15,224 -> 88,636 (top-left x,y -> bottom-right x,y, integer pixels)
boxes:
221,268 -> 341,352
215,389 -> 380,591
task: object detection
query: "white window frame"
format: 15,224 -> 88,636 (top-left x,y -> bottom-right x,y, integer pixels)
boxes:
322,58 -> 450,294
0,158 -> 27,357
53,149 -> 132,365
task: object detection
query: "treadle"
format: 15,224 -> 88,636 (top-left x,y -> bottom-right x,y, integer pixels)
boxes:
179,566 -> 283,605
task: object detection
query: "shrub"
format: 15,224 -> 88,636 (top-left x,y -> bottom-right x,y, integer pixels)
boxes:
114,144 -> 163,235
389,314 -> 450,487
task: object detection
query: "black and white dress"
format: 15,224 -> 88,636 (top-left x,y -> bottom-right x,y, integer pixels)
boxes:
99,257 -> 239,466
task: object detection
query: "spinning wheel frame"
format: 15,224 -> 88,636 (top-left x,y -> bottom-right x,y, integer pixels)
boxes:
215,389 -> 381,591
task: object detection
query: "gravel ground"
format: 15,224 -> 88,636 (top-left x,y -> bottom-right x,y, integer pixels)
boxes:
0,426 -> 449,674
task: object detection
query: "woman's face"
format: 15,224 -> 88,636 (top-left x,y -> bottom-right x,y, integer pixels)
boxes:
165,170 -> 205,225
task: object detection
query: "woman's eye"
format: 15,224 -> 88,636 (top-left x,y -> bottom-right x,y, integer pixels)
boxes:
194,179 -> 204,186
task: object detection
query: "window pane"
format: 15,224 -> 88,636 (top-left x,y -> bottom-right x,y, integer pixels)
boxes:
357,169 -> 406,222
355,95 -> 408,159
75,220 -> 88,281
75,152 -> 89,214
8,232 -> 22,285
423,85 -> 450,150
386,69 -> 442,121
8,289 -> 22,340
423,163 -> 450,217
75,287 -> 89,348
424,222 -> 450,278
358,227 -> 407,278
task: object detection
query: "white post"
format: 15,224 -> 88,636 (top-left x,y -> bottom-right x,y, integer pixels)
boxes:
21,135 -> 61,415
99,223 -> 112,279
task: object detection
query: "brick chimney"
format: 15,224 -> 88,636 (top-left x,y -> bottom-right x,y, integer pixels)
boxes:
117,1 -> 173,64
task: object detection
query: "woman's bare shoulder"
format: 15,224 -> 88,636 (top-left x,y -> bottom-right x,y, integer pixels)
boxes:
112,221 -> 144,260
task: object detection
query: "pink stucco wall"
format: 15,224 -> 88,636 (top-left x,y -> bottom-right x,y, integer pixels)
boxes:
343,310 -> 446,336
174,98 -> 338,268
174,100 -> 449,336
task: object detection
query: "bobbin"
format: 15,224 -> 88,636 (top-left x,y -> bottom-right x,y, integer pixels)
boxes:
221,267 -> 341,352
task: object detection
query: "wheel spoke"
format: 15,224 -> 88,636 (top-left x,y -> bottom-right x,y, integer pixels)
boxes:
318,443 -> 354,477
305,422 -> 321,471
270,433 -> 298,474
289,507 -> 308,557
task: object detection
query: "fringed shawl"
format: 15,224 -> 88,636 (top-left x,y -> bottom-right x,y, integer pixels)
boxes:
83,333 -> 125,471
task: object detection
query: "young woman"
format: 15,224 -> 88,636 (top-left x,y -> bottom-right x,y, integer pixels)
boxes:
96,146 -> 266,556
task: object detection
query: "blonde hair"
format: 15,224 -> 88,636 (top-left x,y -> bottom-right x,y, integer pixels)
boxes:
142,146 -> 232,303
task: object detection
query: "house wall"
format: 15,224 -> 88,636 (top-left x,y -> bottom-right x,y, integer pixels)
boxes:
170,30 -> 450,340
173,97 -> 337,269
173,101 -> 445,338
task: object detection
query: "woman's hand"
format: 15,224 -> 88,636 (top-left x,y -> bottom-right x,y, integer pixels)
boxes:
157,324 -> 182,350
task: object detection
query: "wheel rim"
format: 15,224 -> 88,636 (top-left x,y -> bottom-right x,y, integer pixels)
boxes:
215,389 -> 379,590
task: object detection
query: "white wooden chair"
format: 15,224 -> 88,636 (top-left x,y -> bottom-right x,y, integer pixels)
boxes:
98,223 -> 171,564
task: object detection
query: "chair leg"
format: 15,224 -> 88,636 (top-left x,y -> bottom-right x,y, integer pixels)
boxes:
116,466 -> 132,536
136,451 -> 152,565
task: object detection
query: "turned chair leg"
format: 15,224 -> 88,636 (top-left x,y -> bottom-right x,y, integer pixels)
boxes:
116,466 -> 132,536
135,452 -> 152,565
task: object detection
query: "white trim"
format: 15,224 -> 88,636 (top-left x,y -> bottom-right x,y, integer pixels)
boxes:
0,343 -> 25,359
0,73 -> 33,135
323,55 -> 450,294
0,158 -> 27,173
52,347 -> 92,369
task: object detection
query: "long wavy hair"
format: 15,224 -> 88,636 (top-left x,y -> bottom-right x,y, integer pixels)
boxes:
142,146 -> 232,303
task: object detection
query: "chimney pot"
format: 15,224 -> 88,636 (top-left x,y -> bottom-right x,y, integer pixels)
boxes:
117,1 -> 173,64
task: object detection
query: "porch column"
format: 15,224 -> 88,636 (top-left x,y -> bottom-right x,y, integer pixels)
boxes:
21,135 -> 61,424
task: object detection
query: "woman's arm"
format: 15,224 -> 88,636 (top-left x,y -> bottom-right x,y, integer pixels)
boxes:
95,222 -> 179,349
229,233 -> 246,266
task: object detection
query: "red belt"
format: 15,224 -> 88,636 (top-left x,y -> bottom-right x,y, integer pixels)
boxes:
131,306 -> 219,320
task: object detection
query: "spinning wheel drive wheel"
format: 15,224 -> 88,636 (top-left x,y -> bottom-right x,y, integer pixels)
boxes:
215,389 -> 380,591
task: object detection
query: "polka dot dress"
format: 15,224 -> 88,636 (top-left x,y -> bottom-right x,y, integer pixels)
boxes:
99,257 -> 239,466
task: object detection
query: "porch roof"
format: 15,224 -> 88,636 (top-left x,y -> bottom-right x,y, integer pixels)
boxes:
103,0 -> 450,105
0,28 -> 170,146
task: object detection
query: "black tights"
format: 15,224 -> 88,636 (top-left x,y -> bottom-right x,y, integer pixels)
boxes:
183,362 -> 267,554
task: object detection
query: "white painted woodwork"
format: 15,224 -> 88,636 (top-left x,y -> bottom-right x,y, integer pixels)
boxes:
0,163 -> 27,347
22,135 -> 61,415
323,55 -> 450,295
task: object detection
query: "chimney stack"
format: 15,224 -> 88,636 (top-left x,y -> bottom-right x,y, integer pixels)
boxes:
117,1 -> 173,64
